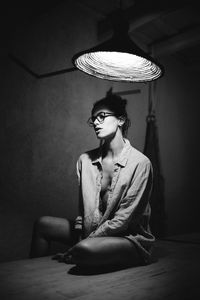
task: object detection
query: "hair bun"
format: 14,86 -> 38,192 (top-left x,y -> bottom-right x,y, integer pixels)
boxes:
106,88 -> 127,107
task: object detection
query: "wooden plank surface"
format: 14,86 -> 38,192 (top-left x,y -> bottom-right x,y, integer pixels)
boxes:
0,234 -> 200,300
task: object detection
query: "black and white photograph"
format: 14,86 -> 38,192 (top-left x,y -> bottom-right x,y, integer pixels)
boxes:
0,0 -> 200,299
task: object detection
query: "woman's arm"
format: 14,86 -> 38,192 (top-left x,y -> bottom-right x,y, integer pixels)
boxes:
88,159 -> 153,238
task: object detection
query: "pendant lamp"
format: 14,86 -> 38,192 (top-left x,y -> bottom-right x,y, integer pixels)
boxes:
72,11 -> 164,83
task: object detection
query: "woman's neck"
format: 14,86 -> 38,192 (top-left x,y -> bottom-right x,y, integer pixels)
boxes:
102,131 -> 125,160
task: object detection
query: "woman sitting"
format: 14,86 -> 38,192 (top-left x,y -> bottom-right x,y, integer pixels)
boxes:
30,90 -> 155,269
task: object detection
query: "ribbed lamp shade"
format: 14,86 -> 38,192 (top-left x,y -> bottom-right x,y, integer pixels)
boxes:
72,18 -> 164,83
74,51 -> 162,82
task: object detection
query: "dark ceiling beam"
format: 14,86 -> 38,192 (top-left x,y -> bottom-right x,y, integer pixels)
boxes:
151,18 -> 179,36
97,0 -> 191,39
97,1 -> 199,59
9,53 -> 77,78
152,25 -> 200,57
98,10 -> 166,40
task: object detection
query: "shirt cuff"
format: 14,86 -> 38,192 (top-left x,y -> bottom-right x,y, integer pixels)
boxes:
74,216 -> 83,230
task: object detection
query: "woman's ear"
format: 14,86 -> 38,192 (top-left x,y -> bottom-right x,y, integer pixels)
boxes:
118,116 -> 125,127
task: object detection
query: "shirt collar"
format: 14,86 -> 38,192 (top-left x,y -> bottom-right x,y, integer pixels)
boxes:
92,139 -> 131,167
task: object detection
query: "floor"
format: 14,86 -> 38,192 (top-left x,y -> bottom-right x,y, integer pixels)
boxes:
0,233 -> 200,300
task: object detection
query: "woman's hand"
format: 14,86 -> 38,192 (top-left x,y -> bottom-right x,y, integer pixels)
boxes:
52,251 -> 68,262
52,248 -> 74,263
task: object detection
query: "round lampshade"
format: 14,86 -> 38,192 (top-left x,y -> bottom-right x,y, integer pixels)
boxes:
72,14 -> 164,83
74,51 -> 162,82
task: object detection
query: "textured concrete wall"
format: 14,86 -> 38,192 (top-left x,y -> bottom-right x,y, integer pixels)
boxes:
0,1 -> 199,262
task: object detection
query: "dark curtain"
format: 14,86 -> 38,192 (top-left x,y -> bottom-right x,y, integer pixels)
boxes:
143,113 -> 166,238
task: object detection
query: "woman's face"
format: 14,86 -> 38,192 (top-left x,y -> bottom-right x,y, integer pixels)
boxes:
91,106 -> 121,140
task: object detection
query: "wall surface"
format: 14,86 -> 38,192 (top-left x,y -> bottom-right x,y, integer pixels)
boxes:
156,57 -> 200,235
0,1 -> 199,262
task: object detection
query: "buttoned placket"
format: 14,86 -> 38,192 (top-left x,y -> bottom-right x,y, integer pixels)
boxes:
106,163 -> 121,205
96,162 -> 103,205
91,162 -> 103,228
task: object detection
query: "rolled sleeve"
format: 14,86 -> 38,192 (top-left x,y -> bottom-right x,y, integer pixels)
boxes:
74,215 -> 83,230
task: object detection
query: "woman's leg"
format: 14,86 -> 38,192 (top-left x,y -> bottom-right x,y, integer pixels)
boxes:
65,237 -> 141,268
29,216 -> 73,258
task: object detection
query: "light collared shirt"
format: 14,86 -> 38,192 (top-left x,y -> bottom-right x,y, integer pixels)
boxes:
75,139 -> 155,264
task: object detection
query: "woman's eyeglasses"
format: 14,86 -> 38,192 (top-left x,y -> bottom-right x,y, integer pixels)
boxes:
87,112 -> 115,127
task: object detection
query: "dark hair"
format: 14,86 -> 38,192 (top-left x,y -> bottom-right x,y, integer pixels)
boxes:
92,88 -> 131,137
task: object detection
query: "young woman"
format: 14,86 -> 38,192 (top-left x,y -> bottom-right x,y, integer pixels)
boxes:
30,90 -> 155,269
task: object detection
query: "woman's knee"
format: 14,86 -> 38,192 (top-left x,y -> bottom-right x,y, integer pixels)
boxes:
33,216 -> 72,244
72,239 -> 93,257
72,237 -> 122,258
70,237 -> 140,267
70,238 -> 110,260
68,239 -> 97,266
33,216 -> 53,236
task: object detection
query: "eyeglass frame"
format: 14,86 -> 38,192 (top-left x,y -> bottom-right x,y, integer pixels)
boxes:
87,112 -> 116,127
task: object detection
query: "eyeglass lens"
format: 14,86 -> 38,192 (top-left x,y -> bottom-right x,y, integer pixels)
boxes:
88,112 -> 114,126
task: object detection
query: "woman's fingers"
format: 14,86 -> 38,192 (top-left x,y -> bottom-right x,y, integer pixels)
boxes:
52,252 -> 68,262
63,254 -> 74,264
66,246 -> 73,254
52,252 -> 63,260
51,245 -> 76,264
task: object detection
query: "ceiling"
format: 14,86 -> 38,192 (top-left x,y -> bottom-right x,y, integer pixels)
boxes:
79,0 -> 200,72
1,0 -> 200,72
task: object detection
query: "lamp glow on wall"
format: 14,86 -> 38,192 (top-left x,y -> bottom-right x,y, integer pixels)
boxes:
72,12 -> 164,83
